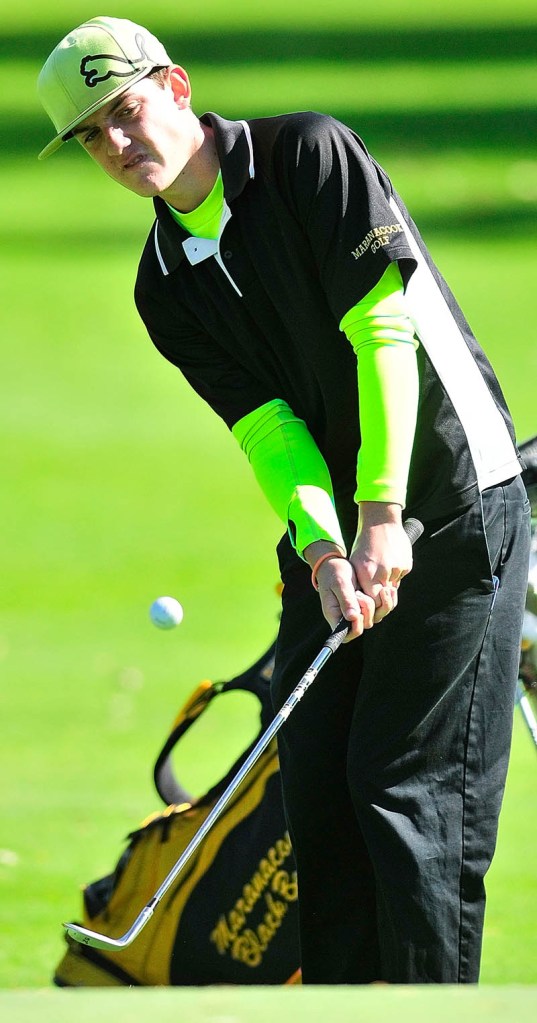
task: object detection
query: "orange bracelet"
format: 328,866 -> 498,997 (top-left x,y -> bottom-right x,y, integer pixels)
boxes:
311,551 -> 347,591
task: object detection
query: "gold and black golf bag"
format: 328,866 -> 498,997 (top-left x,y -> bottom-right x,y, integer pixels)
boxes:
54,642 -> 300,987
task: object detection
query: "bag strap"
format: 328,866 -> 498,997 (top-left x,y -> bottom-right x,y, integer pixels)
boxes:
153,640 -> 276,806
220,639 -> 276,702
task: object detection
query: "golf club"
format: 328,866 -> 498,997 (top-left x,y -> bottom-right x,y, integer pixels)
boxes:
64,516 -> 424,952
517,680 -> 537,750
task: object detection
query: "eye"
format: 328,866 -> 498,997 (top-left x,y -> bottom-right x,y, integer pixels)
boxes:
83,127 -> 100,146
119,102 -> 141,119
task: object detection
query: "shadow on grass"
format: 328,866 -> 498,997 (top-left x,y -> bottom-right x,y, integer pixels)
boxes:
12,105 -> 537,159
3,23 -> 537,63
5,200 -> 537,255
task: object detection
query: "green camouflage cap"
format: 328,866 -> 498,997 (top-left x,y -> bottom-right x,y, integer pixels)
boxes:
37,16 -> 172,160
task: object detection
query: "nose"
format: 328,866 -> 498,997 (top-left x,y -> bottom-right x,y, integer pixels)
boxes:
104,125 -> 130,155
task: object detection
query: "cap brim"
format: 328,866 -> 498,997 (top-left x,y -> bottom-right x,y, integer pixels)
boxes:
37,65 -> 154,160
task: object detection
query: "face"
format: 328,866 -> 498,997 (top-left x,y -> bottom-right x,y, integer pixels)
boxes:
73,70 -> 200,199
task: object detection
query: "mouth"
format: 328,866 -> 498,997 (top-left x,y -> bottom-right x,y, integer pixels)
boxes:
123,153 -> 149,172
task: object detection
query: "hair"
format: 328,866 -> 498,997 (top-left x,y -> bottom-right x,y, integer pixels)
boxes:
147,66 -> 171,88
147,65 -> 192,110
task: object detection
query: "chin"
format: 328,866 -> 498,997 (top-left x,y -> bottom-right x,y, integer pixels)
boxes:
122,175 -> 169,199
133,183 -> 163,198
138,173 -> 180,199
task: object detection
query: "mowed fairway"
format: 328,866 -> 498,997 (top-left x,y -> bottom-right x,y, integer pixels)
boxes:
1,986 -> 537,1023
1,0 -> 536,1014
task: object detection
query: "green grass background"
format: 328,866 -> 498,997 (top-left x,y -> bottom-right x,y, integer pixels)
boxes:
1,0 -> 536,1001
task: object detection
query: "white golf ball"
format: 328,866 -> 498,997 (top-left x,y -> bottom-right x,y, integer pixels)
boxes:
150,596 -> 184,630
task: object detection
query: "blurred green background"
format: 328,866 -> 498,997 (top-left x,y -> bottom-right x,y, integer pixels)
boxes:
1,0 -> 536,991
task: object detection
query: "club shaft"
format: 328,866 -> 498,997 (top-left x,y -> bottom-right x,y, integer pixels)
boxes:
149,639 -> 340,908
517,681 -> 537,749
65,634 -> 342,949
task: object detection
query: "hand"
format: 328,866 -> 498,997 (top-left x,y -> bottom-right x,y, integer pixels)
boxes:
351,503 -> 413,623
304,541 -> 376,642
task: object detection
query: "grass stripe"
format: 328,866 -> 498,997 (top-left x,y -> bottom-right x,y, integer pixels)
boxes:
4,60 -> 537,115
3,0 -> 537,31
0,985 -> 536,1023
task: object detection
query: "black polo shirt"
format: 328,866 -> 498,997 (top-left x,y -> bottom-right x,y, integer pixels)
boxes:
134,111 -> 520,527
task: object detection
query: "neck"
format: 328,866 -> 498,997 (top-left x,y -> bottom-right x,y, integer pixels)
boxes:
162,122 -> 220,213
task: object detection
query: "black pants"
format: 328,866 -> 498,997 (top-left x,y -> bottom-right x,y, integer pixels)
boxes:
271,477 -> 531,984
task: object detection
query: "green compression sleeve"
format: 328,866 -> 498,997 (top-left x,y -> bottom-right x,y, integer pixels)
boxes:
340,264 -> 419,507
167,172 -> 224,239
232,400 -> 346,557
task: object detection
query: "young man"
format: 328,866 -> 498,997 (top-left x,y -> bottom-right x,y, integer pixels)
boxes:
38,17 -> 530,984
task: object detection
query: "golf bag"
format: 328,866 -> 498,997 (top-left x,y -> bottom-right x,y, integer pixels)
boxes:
54,642 -> 300,987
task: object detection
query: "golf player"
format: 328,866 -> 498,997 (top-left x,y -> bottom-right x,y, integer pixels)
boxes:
38,17 -> 531,984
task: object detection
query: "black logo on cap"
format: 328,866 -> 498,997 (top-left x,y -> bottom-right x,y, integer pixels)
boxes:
80,33 -> 153,88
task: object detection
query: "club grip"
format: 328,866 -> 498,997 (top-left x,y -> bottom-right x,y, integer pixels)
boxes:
401,516 -> 424,547
322,516 -> 424,653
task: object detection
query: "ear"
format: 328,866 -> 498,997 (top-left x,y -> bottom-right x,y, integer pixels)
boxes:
169,66 -> 192,109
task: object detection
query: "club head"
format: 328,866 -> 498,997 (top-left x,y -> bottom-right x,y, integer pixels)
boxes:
63,921 -> 132,950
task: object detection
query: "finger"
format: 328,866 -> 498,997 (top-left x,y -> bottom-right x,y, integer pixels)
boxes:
339,594 -> 368,640
342,608 -> 365,643
391,565 -> 412,589
373,585 -> 398,623
388,562 -> 410,584
355,591 -> 376,630
321,589 -> 369,642
314,559 -> 373,640
321,589 -> 364,638
324,603 -> 364,642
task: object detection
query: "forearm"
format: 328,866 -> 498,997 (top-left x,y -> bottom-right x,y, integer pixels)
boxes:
341,262 -> 419,514
355,340 -> 419,509
232,399 -> 346,557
